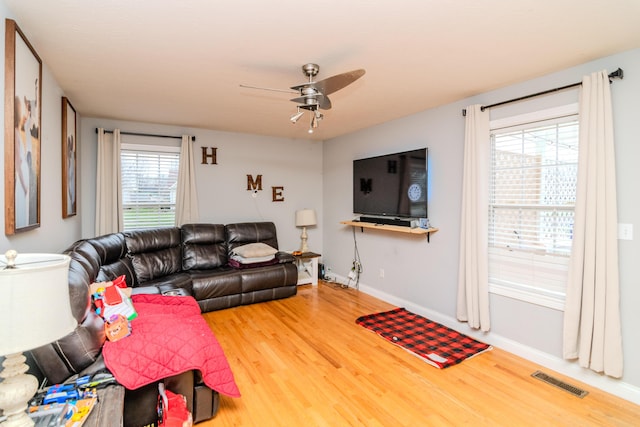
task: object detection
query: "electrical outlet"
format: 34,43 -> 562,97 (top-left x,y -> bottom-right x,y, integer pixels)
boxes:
379,268 -> 385,278
348,270 -> 356,280
618,223 -> 633,240
324,267 -> 332,281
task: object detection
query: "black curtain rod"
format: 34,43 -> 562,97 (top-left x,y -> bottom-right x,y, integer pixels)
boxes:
95,128 -> 196,142
462,68 -> 624,116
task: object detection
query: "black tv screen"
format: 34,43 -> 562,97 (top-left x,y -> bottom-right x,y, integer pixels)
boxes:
353,148 -> 428,218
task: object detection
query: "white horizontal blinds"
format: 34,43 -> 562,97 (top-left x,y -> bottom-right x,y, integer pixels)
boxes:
488,115 -> 579,307
121,143 -> 180,230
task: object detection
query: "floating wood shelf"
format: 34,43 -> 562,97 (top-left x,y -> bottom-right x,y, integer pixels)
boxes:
340,220 -> 438,242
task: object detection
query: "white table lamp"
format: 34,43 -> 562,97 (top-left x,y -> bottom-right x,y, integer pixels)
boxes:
0,251 -> 75,427
295,209 -> 317,253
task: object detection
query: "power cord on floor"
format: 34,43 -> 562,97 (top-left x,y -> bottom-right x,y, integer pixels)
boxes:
322,278 -> 351,290
320,269 -> 350,289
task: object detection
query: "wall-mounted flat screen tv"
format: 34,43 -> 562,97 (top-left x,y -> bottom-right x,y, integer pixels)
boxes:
353,148 -> 428,218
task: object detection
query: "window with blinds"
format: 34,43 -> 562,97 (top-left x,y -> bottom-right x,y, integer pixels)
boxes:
121,143 -> 180,230
488,108 -> 579,310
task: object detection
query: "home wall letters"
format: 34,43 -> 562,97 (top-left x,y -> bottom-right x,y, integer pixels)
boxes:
201,147 -> 217,164
246,174 -> 285,202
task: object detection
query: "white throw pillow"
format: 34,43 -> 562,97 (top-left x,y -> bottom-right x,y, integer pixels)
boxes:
231,242 -> 278,258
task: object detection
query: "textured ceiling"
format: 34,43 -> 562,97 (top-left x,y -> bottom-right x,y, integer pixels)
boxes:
5,0 -> 640,140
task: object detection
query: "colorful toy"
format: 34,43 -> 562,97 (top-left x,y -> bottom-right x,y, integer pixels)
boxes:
43,384 -> 79,404
105,314 -> 131,342
90,275 -> 137,321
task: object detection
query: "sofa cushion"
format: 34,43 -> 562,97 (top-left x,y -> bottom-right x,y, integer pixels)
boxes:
190,268 -> 242,301
125,227 -> 182,283
225,222 -> 280,255
240,263 -> 297,293
182,224 -> 227,270
30,310 -> 105,384
88,233 -> 138,286
64,240 -> 102,322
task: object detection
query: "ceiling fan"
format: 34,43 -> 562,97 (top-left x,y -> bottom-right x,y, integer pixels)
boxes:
241,63 -> 365,133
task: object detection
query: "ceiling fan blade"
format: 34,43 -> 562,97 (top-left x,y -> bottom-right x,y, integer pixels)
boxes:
290,95 -> 317,105
318,94 -> 332,110
239,84 -> 297,94
315,69 -> 365,95
290,82 -> 315,92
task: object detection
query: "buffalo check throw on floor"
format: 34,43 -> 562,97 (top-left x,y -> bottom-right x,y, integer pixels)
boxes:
356,307 -> 492,369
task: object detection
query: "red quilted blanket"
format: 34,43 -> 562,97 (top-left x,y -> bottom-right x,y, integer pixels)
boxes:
102,294 -> 240,397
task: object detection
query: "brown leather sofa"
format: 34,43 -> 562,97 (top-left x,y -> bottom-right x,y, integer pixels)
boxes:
29,222 -> 297,426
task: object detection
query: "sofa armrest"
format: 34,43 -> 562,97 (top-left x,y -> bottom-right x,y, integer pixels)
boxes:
276,251 -> 295,264
69,358 -> 125,427
131,286 -> 161,295
77,354 -> 109,377
84,385 -> 125,427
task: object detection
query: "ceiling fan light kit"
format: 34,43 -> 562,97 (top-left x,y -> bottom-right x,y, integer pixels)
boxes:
290,108 -> 304,123
244,63 -> 365,134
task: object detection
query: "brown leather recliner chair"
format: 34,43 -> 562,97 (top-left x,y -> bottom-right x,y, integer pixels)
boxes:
29,233 -> 219,426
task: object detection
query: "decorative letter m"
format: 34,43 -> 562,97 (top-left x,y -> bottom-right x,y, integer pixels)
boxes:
247,174 -> 263,191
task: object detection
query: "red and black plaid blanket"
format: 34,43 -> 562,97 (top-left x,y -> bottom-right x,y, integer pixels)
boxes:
356,307 -> 491,368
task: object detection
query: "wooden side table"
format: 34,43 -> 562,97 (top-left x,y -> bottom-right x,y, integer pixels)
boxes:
292,252 -> 321,286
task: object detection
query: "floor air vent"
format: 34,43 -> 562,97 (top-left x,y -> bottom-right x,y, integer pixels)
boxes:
531,370 -> 589,398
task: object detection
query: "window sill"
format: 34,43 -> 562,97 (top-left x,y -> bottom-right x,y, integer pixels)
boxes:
489,282 -> 565,311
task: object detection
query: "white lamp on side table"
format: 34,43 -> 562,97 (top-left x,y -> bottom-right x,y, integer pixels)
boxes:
295,209 -> 317,253
0,250 -> 75,427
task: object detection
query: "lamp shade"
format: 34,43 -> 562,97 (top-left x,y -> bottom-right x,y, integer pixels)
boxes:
0,253 -> 75,356
295,209 -> 317,227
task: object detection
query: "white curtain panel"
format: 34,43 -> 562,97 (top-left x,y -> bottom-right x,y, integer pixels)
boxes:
457,105 -> 491,331
563,71 -> 623,377
175,135 -> 199,226
95,128 -> 122,235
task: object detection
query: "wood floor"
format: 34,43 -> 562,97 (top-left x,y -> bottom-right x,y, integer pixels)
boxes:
200,282 -> 640,426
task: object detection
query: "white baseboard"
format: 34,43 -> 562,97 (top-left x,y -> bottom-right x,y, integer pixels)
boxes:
337,278 -> 640,406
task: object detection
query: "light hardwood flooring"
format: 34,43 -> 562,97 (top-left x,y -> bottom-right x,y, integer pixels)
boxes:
200,282 -> 640,426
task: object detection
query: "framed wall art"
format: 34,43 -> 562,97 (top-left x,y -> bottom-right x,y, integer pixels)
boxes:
62,97 -> 77,218
4,19 -> 42,235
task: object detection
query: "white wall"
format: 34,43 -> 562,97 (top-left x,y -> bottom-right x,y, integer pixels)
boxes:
79,117 -> 324,254
0,5 -> 83,254
323,48 -> 640,403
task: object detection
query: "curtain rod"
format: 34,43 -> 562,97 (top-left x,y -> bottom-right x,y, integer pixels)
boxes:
95,128 -> 196,142
462,68 -> 624,116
